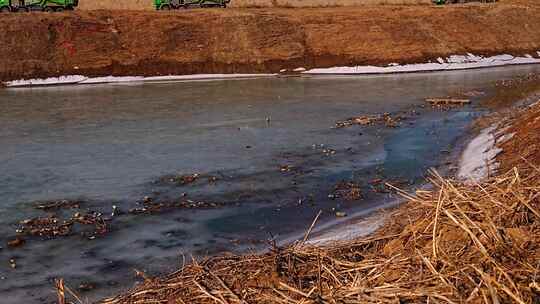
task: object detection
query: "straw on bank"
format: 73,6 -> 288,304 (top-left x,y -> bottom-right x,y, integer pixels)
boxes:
99,163 -> 540,304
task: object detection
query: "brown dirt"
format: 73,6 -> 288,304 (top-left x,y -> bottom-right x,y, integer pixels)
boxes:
1,1 -> 540,82
498,100 -> 540,172
78,0 -> 431,10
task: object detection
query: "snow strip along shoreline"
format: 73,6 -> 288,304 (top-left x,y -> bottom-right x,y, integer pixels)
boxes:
458,126 -> 501,183
303,53 -> 540,75
457,124 -> 517,184
4,53 -> 540,88
4,74 -> 277,88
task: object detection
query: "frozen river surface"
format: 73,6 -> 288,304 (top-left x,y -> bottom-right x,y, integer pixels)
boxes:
1,65 -> 539,303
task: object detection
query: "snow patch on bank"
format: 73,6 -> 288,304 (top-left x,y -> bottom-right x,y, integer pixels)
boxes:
6,75 -> 88,87
458,126 -> 502,183
306,215 -> 385,245
496,132 -> 515,145
304,53 -> 540,75
5,74 -> 277,88
6,53 -> 540,87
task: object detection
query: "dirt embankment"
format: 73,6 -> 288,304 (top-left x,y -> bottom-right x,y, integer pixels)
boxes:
0,2 -> 540,81
78,0 -> 430,10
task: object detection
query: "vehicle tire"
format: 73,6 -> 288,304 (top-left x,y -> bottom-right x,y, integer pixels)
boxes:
17,6 -> 29,12
44,6 -> 54,12
0,6 -> 10,12
55,7 -> 64,12
161,4 -> 171,10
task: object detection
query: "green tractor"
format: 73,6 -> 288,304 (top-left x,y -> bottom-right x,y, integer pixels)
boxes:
154,0 -> 230,10
0,0 -> 77,12
0,0 -> 13,11
22,0 -> 78,11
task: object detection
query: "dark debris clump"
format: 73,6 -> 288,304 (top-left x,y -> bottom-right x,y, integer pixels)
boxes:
334,113 -> 404,129
15,211 -> 110,240
329,181 -> 363,201
128,198 -> 224,215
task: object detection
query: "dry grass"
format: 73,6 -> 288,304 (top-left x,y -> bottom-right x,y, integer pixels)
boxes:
78,0 -> 154,10
498,102 -> 540,173
95,161 -> 540,304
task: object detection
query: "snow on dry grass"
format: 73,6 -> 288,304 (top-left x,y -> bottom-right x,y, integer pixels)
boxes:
457,126 -> 501,183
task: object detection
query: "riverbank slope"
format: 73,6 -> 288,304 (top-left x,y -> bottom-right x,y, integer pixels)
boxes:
1,1 -> 540,82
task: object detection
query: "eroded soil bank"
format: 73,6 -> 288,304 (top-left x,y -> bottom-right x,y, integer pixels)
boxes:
1,1 -> 540,82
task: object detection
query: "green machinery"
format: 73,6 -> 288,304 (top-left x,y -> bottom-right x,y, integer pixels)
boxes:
0,0 -> 11,12
24,0 -> 78,11
0,0 -> 78,12
154,0 -> 230,10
